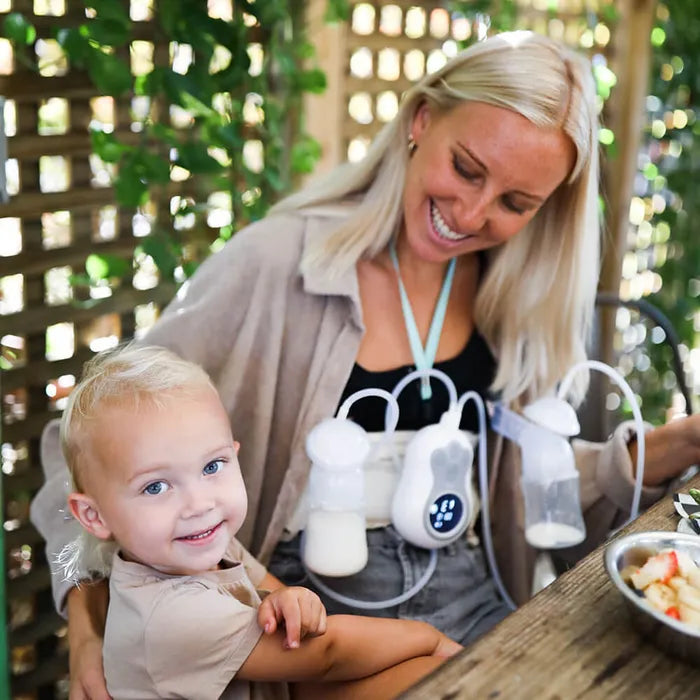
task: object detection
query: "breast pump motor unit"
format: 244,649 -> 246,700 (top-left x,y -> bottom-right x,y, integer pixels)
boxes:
302,361 -> 646,611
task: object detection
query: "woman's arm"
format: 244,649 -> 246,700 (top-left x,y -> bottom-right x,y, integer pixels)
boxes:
237,614 -> 461,683
66,581 -> 111,700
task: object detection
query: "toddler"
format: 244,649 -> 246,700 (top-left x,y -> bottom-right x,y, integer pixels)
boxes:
60,343 -> 461,699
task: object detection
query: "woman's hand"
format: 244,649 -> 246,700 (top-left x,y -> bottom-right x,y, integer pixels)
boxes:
69,635 -> 111,700
257,585 -> 327,649
66,581 -> 111,700
633,414 -> 700,486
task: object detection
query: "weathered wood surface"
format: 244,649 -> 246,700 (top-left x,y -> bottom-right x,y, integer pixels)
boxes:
405,472 -> 700,699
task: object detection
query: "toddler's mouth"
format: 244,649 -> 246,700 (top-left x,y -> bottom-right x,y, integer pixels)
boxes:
177,522 -> 222,541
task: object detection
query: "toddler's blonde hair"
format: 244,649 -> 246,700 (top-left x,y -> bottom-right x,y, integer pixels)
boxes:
61,343 -> 214,490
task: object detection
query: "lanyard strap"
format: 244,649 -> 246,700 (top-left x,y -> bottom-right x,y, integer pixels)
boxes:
389,243 -> 456,400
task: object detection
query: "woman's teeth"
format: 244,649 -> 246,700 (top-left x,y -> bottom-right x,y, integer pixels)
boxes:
431,202 -> 470,241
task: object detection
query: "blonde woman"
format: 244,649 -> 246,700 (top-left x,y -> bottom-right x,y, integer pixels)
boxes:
31,31 -> 699,700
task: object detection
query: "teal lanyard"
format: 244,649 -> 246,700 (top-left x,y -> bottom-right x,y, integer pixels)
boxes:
389,243 -> 457,400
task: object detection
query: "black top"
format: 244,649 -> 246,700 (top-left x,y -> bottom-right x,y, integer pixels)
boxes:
338,330 -> 496,433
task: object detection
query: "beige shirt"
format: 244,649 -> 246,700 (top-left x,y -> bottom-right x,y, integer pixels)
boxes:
104,539 -> 287,700
30,204 -> 666,610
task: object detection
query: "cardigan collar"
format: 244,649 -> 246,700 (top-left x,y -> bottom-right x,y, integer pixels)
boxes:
300,203 -> 364,329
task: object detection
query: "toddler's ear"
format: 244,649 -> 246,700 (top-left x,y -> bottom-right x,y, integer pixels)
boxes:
233,441 -> 240,454
67,493 -> 112,540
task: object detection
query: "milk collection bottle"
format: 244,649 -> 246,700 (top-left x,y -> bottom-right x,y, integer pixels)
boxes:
303,417 -> 370,576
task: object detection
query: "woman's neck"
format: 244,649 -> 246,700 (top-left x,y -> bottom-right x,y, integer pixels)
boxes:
387,232 -> 468,288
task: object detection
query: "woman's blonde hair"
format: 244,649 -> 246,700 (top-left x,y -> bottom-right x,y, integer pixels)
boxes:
271,31 -> 600,405
61,343 -> 214,489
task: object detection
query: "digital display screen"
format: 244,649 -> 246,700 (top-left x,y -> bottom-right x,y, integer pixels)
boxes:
428,493 -> 463,534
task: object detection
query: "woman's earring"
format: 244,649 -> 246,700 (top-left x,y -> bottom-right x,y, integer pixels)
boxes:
407,134 -> 417,155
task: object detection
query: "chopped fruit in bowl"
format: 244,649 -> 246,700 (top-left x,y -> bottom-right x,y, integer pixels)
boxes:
605,531 -> 700,664
627,548 -> 700,629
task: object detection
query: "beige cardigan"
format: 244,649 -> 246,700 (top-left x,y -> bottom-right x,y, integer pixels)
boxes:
30,208 -> 665,613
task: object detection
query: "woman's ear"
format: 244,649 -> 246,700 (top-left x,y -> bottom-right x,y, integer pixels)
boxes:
411,101 -> 433,143
67,493 -> 112,540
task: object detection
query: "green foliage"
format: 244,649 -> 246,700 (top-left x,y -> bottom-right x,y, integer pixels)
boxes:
633,0 -> 700,418
2,12 -> 36,44
1,0 -> 329,284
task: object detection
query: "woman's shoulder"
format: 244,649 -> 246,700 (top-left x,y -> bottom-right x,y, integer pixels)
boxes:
225,206 -> 345,265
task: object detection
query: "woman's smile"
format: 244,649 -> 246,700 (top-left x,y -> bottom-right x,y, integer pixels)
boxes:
429,199 -> 474,243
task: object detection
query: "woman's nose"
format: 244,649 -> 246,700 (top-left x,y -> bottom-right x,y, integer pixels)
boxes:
453,193 -> 489,233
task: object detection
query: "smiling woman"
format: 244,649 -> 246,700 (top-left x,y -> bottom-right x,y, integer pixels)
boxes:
403,101 -> 576,257
30,29 -> 700,700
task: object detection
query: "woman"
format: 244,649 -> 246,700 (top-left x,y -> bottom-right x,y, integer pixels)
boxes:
31,31 -> 700,699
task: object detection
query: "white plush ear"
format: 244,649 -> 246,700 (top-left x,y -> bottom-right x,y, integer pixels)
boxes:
68,493 -> 112,540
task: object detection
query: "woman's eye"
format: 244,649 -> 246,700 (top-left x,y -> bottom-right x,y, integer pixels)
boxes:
452,154 -> 478,181
144,481 -> 169,496
203,459 -> 224,476
502,197 -> 527,215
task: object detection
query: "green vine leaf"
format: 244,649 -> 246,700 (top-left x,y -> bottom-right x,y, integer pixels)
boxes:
87,18 -> 131,47
324,0 -> 351,23
291,136 -> 322,175
85,253 -> 130,281
88,49 -> 133,96
293,68 -> 327,94
55,27 -> 92,64
90,130 -> 131,163
86,0 -> 131,24
2,13 -> 36,44
175,142 -> 226,175
138,233 -> 179,282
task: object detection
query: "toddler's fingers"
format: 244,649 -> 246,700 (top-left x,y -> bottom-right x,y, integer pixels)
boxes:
307,605 -> 327,637
282,601 -> 302,649
257,599 -> 278,635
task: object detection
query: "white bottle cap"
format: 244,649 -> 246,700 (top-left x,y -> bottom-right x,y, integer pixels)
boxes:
306,418 -> 371,469
522,397 -> 580,437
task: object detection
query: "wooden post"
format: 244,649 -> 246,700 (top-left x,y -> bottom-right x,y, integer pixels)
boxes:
303,0 -> 346,177
601,0 -> 657,298
582,0 -> 657,440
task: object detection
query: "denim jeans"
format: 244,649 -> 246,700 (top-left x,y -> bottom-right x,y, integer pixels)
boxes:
269,525 -> 511,646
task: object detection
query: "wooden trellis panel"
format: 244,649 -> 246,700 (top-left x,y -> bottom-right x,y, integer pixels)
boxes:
0,1 -> 272,697
0,2 -> 171,696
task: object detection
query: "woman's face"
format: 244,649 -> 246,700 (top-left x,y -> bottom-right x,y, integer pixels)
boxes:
402,100 -> 577,264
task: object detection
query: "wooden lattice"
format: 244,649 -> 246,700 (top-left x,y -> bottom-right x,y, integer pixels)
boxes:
339,0 -> 618,162
0,1 -> 276,696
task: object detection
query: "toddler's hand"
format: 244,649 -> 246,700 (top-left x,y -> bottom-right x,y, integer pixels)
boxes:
432,633 -> 463,659
257,586 -> 327,649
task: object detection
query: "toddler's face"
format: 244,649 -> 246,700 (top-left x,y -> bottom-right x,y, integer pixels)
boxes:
84,386 -> 247,575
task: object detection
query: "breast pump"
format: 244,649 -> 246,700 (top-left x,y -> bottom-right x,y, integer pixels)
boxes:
301,360 -> 646,612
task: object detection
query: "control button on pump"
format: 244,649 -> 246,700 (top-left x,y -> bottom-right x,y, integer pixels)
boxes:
428,493 -> 463,533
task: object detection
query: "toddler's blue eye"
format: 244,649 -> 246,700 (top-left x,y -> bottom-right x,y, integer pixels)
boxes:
144,481 -> 168,495
203,459 -> 224,476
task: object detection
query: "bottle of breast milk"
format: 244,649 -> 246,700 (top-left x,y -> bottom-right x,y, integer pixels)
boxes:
518,403 -> 586,549
302,418 -> 371,577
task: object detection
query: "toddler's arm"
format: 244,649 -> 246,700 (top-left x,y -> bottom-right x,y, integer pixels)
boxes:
257,586 -> 327,649
237,614 -> 461,683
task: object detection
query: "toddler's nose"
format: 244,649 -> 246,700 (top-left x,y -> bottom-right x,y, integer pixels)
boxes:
181,487 -> 215,518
